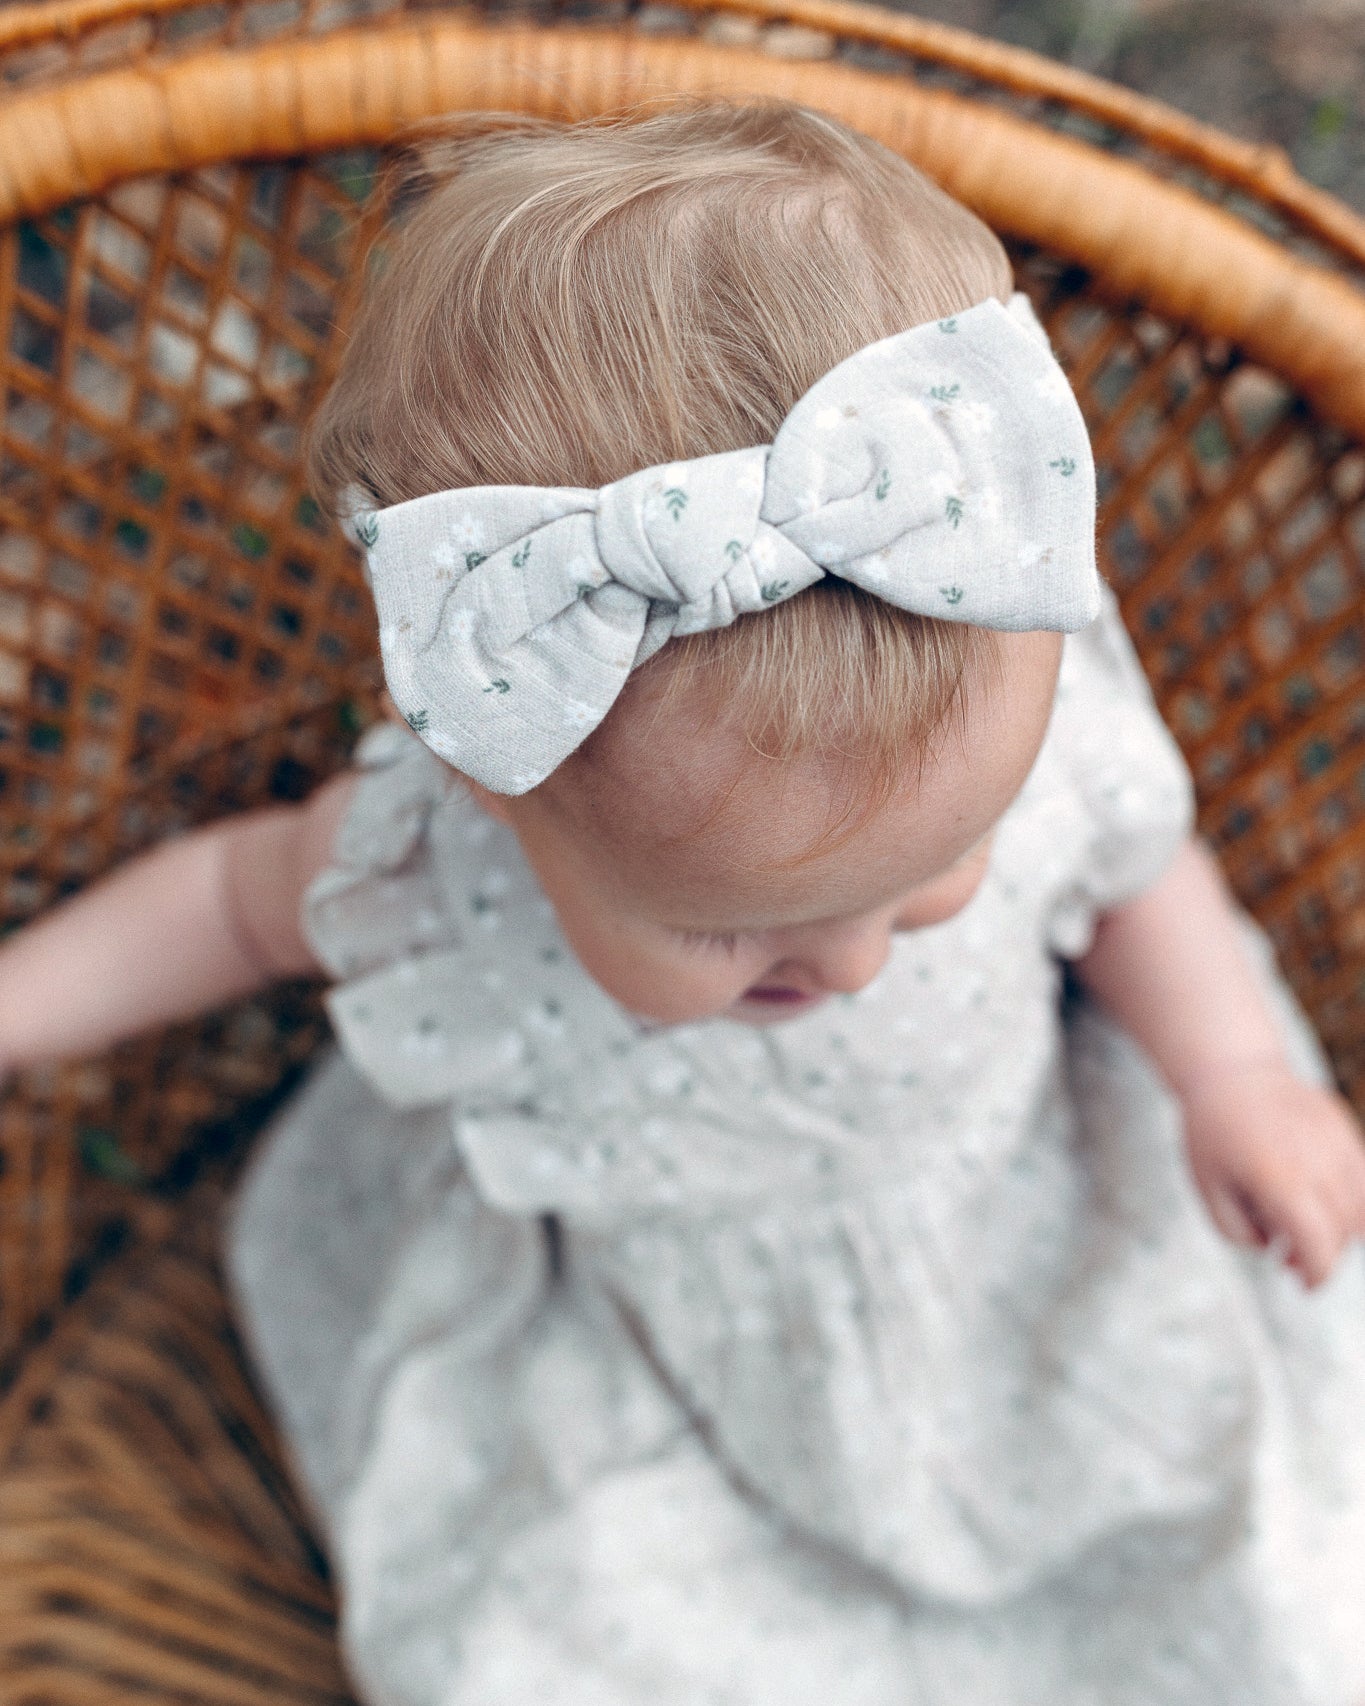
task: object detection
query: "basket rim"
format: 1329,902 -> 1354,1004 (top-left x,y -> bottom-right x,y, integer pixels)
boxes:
3,15 -> 1365,439
4,0 -> 1365,271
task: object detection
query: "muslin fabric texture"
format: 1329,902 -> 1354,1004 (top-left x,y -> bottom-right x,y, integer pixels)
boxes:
228,583 -> 1365,1705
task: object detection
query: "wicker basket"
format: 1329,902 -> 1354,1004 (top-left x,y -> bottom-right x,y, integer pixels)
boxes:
1,2 -> 1363,1698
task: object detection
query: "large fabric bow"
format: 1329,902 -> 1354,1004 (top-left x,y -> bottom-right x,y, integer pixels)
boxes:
352,292 -> 1100,793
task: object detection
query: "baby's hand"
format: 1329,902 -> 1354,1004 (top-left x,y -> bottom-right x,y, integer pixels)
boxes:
1182,1059 -> 1365,1288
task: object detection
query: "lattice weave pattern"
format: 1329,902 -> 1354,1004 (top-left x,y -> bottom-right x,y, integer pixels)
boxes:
1,150 -> 389,1374
0,1182 -> 358,1705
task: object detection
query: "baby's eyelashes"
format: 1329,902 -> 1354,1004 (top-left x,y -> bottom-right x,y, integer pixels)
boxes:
677,929 -> 746,955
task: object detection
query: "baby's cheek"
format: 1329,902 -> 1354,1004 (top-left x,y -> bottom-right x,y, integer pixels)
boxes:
616,957 -> 740,1024
895,855 -> 990,931
572,929 -> 738,1023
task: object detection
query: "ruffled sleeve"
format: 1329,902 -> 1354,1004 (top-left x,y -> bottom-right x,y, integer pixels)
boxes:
1044,583 -> 1197,958
302,719 -> 463,980
300,720 -> 528,1111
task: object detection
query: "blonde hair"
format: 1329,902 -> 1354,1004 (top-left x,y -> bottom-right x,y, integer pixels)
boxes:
309,98 -> 1014,796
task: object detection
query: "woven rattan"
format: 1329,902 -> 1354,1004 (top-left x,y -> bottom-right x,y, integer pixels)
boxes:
1,3 -> 1363,1698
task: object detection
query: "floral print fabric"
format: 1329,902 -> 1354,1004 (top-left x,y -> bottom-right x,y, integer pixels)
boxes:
358,294 -> 1100,793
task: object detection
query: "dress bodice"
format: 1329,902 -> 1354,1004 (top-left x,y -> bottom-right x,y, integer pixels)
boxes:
302,583 -> 1195,1232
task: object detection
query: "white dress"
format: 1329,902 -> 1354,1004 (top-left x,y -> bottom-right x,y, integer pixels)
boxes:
227,585 -> 1365,1706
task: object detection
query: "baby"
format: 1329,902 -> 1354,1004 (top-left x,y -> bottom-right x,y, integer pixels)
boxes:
3,98 -> 1365,1703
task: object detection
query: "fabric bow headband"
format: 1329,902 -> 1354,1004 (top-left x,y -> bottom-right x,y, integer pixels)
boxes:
350,291 -> 1101,794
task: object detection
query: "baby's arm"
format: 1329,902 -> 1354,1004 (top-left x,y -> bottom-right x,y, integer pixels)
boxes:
0,769 -> 358,1077
1070,834 -> 1365,1286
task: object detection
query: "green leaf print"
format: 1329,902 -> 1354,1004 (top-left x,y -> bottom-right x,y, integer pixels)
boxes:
405,707 -> 430,732
940,585 -> 964,605
760,579 -> 790,603
663,487 -> 688,519
945,495 -> 964,528
484,679 -> 511,695
874,469 -> 892,500
465,550 -> 486,571
938,317 -> 958,333
1050,457 -> 1077,477
511,541 -> 532,568
928,383 -> 960,402
724,539 -> 745,563
354,512 -> 379,548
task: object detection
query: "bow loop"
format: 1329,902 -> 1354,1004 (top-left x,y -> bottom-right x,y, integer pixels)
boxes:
764,391 -> 960,566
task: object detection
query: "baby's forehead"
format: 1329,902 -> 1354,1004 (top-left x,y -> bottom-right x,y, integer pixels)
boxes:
540,648 -> 1058,919
550,626 -> 1056,908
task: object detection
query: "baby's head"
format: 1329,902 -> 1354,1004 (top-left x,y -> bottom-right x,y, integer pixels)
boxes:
310,100 -> 1074,1025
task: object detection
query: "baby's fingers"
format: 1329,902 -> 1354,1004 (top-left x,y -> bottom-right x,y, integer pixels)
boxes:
1335,1134 -> 1365,1239
1272,1191 -> 1346,1289
1286,1131 -> 1365,1284
1204,1182 -> 1271,1251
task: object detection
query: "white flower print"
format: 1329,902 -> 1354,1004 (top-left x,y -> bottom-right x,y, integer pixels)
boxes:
750,534 -> 777,570
446,607 -> 478,641
646,1058 -> 693,1096
452,516 -> 485,553
813,405 -> 843,432
430,539 -> 460,574
979,487 -> 1003,522
524,1002 -> 566,1040
735,457 -> 766,497
955,399 -> 996,437
1017,539 -> 1055,573
427,727 -> 461,763
563,698 -> 597,729
1034,366 -> 1073,404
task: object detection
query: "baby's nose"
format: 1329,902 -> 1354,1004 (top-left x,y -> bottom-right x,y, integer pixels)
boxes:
783,921 -> 891,996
